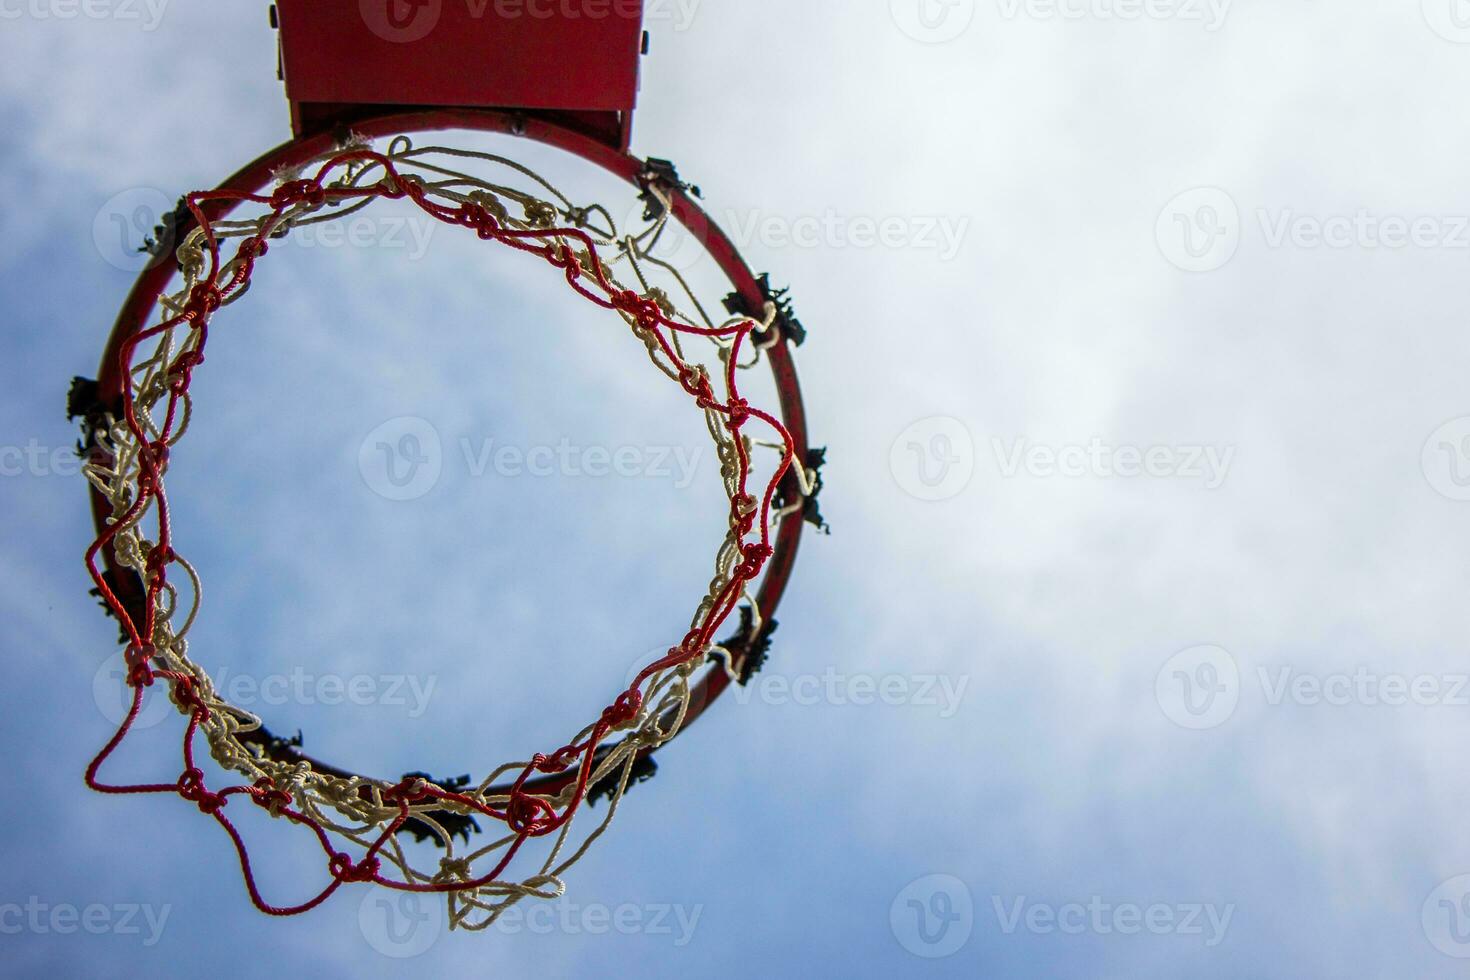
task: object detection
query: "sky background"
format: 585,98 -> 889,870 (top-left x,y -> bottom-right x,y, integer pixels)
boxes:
5,0 -> 1470,976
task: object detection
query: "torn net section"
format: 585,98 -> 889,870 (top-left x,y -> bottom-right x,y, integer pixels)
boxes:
82,136 -> 810,930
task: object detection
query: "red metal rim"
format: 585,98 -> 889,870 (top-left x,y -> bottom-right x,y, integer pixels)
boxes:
88,108 -> 810,795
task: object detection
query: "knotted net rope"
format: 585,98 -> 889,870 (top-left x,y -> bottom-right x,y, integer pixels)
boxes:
82,135 -> 806,930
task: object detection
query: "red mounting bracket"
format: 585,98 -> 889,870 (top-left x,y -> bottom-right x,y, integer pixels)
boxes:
271,0 -> 645,150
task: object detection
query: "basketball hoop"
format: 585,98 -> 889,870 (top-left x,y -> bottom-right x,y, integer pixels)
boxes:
75,3 -> 821,932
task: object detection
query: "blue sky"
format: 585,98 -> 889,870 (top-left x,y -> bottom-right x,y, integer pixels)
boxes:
6,1 -> 1470,976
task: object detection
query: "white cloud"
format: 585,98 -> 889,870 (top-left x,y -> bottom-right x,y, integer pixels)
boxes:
6,2 -> 1470,974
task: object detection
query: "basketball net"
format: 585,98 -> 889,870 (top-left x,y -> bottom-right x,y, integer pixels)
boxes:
83,135 -> 810,930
